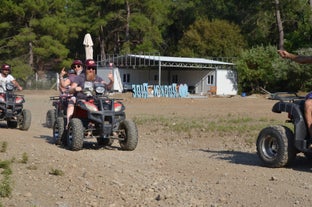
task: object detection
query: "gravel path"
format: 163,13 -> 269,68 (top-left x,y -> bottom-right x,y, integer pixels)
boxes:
1,91 -> 312,207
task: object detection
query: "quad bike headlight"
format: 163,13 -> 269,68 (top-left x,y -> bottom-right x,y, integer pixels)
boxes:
95,86 -> 105,94
6,83 -> 14,91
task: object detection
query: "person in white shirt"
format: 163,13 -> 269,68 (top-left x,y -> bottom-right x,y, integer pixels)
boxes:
0,64 -> 22,91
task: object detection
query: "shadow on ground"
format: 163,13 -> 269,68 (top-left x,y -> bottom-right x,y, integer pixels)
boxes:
199,149 -> 312,173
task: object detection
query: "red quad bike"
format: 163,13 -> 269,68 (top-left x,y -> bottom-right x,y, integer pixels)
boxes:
256,93 -> 312,168
54,82 -> 138,151
0,82 -> 31,130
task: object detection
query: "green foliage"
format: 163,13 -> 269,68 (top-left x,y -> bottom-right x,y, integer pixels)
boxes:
7,59 -> 33,82
133,113 -> 290,145
237,45 -> 312,93
0,142 -> 7,153
177,19 -> 246,57
0,160 -> 12,198
49,168 -> 64,176
236,45 -> 288,93
19,153 -> 28,164
0,0 -> 311,92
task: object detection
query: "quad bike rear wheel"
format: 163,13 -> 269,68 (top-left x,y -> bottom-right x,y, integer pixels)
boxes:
67,118 -> 84,151
118,119 -> 138,151
46,109 -> 56,128
19,109 -> 31,131
256,125 -> 296,168
53,117 -> 65,145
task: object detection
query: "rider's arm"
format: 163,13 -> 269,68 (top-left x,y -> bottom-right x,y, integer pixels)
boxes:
69,82 -> 83,94
278,50 -> 312,64
104,73 -> 114,90
12,80 -> 22,91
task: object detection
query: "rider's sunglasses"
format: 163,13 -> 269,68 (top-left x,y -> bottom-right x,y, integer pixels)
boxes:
87,67 -> 96,71
73,65 -> 81,69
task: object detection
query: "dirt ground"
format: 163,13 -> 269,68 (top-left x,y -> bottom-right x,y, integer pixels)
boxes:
1,90 -> 312,207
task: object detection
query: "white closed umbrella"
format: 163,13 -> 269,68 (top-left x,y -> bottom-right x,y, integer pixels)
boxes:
83,33 -> 94,60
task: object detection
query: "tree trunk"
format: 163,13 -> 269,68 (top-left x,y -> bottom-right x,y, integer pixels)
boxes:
100,25 -> 106,63
29,42 -> 33,67
275,0 -> 284,50
126,0 -> 130,42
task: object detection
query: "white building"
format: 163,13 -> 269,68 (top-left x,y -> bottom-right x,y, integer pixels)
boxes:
97,54 -> 237,96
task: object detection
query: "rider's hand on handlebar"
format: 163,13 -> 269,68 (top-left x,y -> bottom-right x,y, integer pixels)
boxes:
75,86 -> 82,92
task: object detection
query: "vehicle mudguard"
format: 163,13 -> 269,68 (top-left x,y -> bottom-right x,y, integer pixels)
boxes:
272,100 -> 308,150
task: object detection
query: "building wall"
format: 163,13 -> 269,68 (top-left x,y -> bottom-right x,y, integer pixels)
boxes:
216,69 -> 238,95
114,67 -> 237,96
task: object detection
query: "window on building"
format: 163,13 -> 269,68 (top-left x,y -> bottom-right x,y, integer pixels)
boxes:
207,75 -> 214,85
123,73 -> 130,83
172,75 -> 178,83
154,75 -> 158,81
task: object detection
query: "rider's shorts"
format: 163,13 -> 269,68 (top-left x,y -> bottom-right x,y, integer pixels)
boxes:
306,92 -> 312,100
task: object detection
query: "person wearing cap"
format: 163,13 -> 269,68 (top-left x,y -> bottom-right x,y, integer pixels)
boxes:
59,59 -> 84,93
0,64 -> 22,91
65,59 -> 114,128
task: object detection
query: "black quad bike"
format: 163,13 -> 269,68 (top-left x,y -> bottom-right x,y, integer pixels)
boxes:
0,82 -> 31,130
256,93 -> 312,168
46,93 -> 72,129
53,82 -> 138,151
46,93 -> 73,145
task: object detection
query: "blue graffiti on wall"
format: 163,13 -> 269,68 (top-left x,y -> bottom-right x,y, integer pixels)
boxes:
132,83 -> 189,98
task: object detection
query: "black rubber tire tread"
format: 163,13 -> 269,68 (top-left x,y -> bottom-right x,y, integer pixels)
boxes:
20,109 -> 31,131
46,109 -> 56,128
119,119 -> 138,151
53,117 -> 65,145
67,118 -> 84,151
256,125 -> 296,168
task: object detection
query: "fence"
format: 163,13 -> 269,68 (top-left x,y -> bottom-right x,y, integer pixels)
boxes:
18,71 -> 58,90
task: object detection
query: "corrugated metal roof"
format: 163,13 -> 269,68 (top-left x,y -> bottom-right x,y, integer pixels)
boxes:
127,54 -> 234,65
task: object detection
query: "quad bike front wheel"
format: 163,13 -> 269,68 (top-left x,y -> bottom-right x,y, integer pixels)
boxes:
256,125 -> 297,168
67,118 -> 84,151
118,119 -> 138,151
19,109 -> 31,131
46,109 -> 56,128
53,117 -> 65,145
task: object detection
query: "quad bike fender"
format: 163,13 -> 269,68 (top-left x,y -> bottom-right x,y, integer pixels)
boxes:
272,101 -> 308,150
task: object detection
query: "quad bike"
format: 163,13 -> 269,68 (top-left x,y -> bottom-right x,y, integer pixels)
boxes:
54,82 -> 138,151
46,92 -> 72,128
46,93 -> 72,145
256,93 -> 312,168
0,82 -> 31,130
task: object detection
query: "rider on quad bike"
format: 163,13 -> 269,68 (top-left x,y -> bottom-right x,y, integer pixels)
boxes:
0,64 -> 31,130
256,93 -> 312,168
53,59 -> 138,151
258,50 -> 312,167
46,60 -> 83,129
